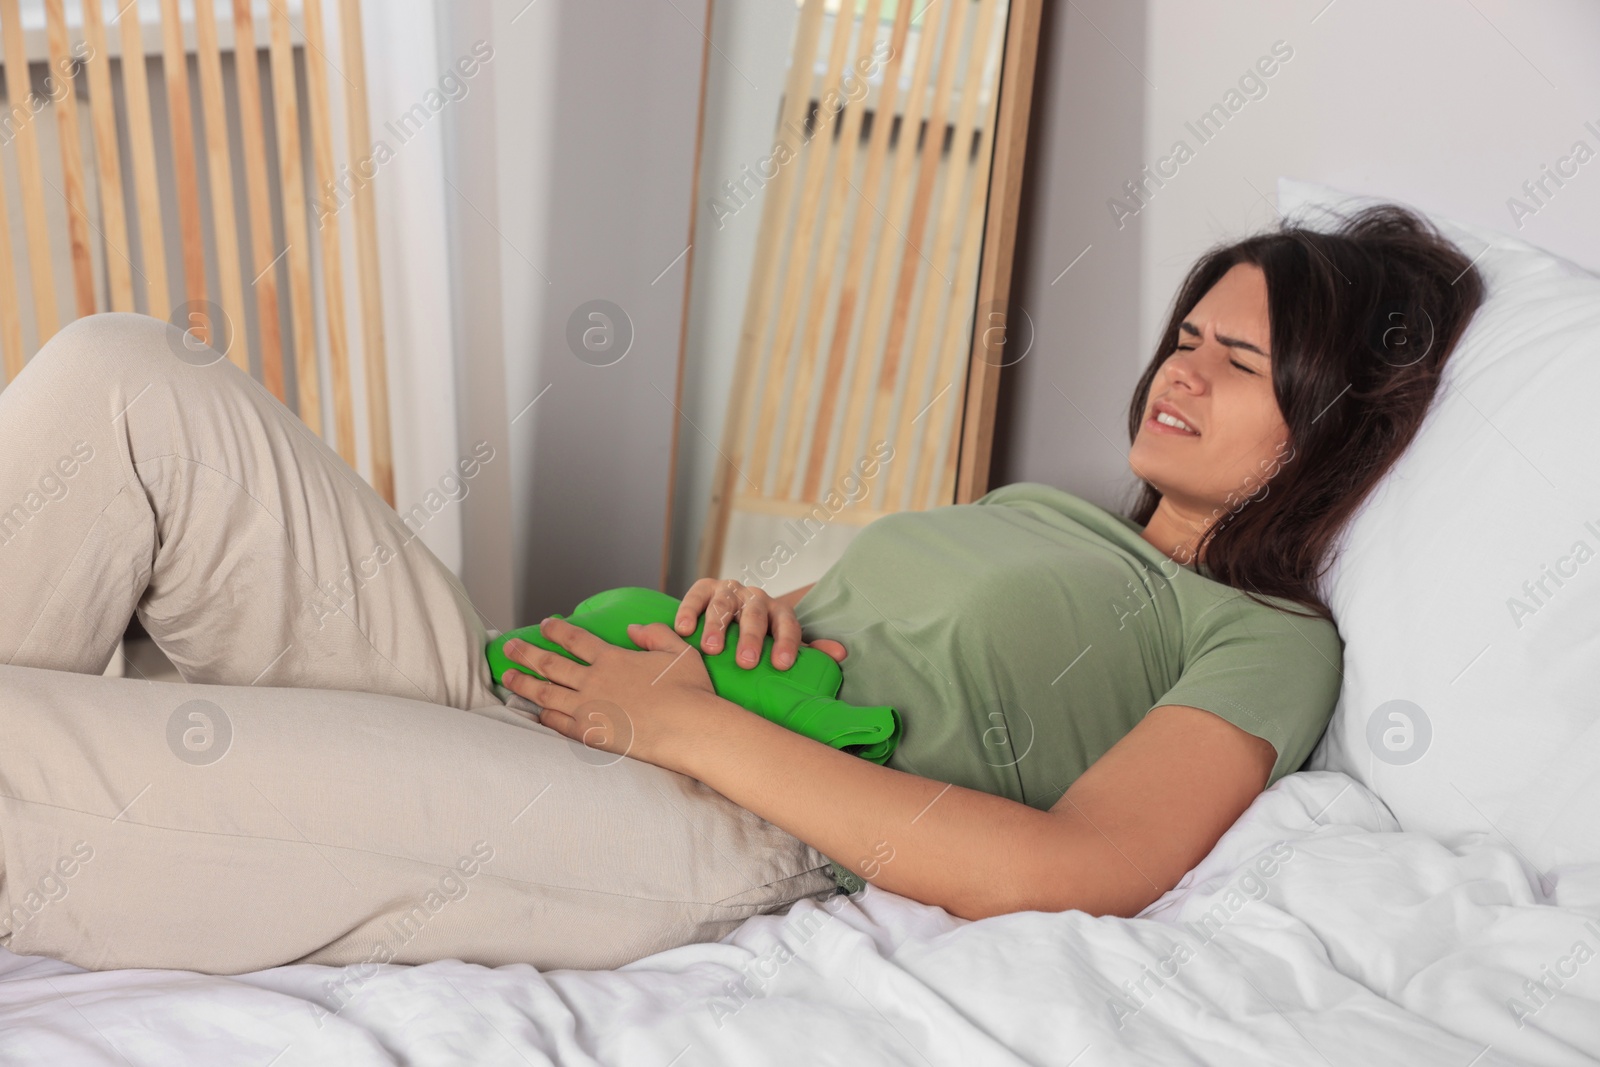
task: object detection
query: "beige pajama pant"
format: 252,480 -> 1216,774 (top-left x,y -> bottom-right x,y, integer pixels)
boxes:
0,313 -> 834,975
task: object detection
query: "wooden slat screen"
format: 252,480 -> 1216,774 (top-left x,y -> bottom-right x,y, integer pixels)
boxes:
117,0 -> 169,315
699,0 -> 1013,578
0,0 -> 394,507
0,0 -> 60,339
230,0 -> 283,398
158,0 -> 206,318
79,0 -> 133,312
192,0 -> 249,373
42,0 -> 95,317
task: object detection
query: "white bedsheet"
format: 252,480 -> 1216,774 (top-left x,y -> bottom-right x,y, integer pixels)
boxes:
2,771 -> 1597,1066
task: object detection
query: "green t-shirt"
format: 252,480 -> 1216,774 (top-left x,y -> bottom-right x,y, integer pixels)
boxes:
794,482 -> 1344,813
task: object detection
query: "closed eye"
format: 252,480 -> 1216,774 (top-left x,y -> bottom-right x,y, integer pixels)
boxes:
1176,344 -> 1260,376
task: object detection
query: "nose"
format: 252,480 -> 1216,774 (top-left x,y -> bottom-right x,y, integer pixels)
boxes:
1163,344 -> 1207,393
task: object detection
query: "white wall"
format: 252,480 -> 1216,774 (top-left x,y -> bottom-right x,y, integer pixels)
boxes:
996,0 -> 1600,506
1140,0 -> 1600,354
989,0 -> 1150,514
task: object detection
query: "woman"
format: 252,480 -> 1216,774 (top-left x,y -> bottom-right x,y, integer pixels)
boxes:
0,202 -> 1481,977
502,202 -> 1485,917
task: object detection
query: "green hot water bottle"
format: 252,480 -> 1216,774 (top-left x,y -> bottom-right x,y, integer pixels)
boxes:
485,586 -> 901,764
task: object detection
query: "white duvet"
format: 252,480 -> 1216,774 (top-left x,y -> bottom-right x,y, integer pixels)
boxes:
1,770 -> 1596,1066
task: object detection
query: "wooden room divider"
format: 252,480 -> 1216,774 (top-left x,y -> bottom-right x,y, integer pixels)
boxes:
696,0 -> 1042,579
0,0 -> 394,505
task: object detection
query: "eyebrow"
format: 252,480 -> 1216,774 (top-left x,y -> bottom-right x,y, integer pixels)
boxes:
1179,320 -> 1270,358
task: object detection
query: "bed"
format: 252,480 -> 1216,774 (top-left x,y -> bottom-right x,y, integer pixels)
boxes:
3,181 -> 1598,1066
0,769 -> 1594,1065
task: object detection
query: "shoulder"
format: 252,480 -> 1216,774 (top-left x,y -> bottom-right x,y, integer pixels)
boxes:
1161,587 -> 1344,786
1176,583 -> 1345,712
1187,585 -> 1343,663
1175,586 -> 1345,732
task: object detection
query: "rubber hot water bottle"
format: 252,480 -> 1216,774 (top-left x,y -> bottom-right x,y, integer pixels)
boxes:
485,586 -> 901,763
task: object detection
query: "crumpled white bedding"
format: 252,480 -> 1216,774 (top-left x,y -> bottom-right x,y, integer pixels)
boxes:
1,770 -> 1596,1066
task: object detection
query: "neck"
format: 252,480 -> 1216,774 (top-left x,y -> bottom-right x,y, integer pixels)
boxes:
1141,497 -> 1211,567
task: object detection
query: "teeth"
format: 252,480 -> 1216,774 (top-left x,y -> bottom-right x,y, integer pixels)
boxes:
1155,411 -> 1198,434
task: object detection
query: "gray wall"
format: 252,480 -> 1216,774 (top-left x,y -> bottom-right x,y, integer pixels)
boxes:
996,0 -> 1600,515
990,0 -> 1150,515
439,0 -> 706,628
435,0 -> 1600,627
666,0 -> 795,597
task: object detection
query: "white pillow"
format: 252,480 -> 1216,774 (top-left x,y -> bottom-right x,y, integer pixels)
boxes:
1279,178 -> 1600,878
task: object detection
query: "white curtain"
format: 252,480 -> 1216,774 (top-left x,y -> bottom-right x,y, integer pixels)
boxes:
342,0 -> 469,577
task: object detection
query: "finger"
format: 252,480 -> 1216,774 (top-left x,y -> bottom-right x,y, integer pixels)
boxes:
628,620 -> 694,655
807,638 -> 848,664
769,607 -> 802,670
533,705 -> 574,737
502,639 -> 585,688
735,597 -> 770,668
501,667 -> 581,714
539,616 -> 605,663
700,581 -> 743,654
628,623 -> 706,688
675,578 -> 718,635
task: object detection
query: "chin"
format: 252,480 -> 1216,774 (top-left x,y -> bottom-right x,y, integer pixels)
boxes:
1126,440 -> 1167,487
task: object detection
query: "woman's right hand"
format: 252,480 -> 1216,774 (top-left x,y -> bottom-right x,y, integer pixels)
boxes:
674,578 -> 847,671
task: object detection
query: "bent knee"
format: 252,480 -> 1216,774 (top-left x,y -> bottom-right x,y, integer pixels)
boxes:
25,313 -> 212,390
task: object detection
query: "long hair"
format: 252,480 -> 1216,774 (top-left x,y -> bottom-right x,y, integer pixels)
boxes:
1125,203 -> 1486,622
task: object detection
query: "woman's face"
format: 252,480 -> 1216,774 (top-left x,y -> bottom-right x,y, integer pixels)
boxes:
1128,262 -> 1289,517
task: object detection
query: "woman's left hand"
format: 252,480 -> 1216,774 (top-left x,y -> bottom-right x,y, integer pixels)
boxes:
499,617 -> 720,768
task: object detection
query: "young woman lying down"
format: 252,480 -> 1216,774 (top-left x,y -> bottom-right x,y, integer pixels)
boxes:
497,202 -> 1485,919
0,202 -> 1483,974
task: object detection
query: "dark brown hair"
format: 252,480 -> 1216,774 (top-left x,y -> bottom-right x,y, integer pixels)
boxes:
1126,203 -> 1487,622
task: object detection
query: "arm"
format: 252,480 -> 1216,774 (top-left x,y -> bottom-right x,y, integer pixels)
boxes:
502,618 -> 1276,921
664,698 -> 1274,920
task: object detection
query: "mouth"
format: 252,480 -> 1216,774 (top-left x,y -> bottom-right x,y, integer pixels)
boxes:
1145,403 -> 1201,437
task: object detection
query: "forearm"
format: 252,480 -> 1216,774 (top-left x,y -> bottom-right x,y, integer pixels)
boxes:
662,693 -> 1116,920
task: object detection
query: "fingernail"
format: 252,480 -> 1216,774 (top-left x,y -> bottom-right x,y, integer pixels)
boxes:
776,653 -> 792,668
739,651 -> 755,666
